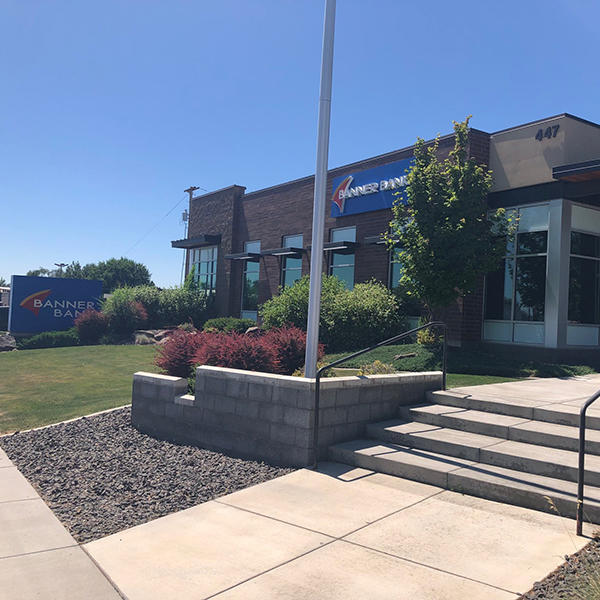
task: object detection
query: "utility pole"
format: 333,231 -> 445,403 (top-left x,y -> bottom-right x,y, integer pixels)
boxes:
304,0 -> 336,378
54,262 -> 68,277
181,187 -> 199,285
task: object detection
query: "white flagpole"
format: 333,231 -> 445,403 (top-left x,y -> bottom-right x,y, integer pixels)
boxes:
304,0 -> 336,378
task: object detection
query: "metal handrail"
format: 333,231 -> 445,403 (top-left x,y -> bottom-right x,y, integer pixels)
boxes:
312,321 -> 447,468
577,388 -> 600,535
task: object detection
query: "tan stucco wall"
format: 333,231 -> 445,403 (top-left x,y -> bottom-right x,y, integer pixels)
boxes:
489,115 -> 600,192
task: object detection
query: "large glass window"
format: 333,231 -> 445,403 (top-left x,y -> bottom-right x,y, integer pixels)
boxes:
389,247 -> 402,289
241,241 -> 260,321
281,234 -> 303,288
484,206 -> 548,322
329,227 -> 356,289
189,246 -> 218,294
569,231 -> 600,324
484,258 -> 514,320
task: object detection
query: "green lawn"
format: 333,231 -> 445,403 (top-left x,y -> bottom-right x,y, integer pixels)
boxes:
0,345 -> 158,434
324,342 -> 598,379
1,341 -> 597,434
330,366 -> 520,388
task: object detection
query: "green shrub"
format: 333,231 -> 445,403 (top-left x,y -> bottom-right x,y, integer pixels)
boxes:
103,286 -> 211,329
357,360 -> 397,375
203,317 -> 255,334
260,275 -> 345,347
331,280 -> 406,351
104,299 -> 148,335
17,328 -> 80,350
260,275 -> 406,351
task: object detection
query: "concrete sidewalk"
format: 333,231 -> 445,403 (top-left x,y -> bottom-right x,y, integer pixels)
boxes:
85,462 -> 593,600
0,447 -> 121,600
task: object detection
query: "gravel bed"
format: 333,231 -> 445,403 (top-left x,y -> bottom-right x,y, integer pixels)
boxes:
0,407 -> 293,543
520,535 -> 600,599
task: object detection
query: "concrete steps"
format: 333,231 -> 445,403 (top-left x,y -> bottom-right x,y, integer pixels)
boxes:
366,421 -> 600,486
329,387 -> 600,524
400,404 -> 600,454
329,439 -> 600,522
426,390 -> 600,429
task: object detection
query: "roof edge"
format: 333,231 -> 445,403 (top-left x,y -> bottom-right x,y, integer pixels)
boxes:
491,113 -> 600,136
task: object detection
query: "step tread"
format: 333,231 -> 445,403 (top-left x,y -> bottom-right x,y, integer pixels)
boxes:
482,439 -> 600,469
427,390 -> 600,425
410,405 -> 528,427
377,421 -> 503,448
432,390 -> 600,414
330,439 -> 600,507
511,418 -> 600,441
369,420 -> 600,473
412,403 -> 600,442
429,390 -> 550,408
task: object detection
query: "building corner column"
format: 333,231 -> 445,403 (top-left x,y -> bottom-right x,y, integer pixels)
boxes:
545,199 -> 570,348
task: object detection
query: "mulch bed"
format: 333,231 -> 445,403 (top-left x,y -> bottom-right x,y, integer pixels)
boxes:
520,535 -> 600,599
0,407 -> 293,543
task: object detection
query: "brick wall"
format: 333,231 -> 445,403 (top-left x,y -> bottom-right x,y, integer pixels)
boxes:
183,129 -> 491,345
187,185 -> 245,316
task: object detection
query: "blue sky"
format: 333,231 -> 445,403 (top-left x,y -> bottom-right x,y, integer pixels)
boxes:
1,0 -> 598,287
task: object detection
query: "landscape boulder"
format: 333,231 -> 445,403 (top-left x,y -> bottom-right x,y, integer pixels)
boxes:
0,334 -> 16,352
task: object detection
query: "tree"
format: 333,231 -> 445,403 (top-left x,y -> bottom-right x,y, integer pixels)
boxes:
26,267 -> 52,277
0,277 -> 7,287
64,258 -> 153,293
64,261 -> 83,279
389,117 -> 510,318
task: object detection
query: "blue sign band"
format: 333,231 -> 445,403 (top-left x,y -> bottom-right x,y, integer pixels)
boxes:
8,275 -> 103,334
331,157 -> 414,217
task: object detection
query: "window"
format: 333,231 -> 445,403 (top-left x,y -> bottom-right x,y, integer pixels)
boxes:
281,234 -> 303,288
329,227 -> 356,289
389,247 -> 402,289
484,206 -> 548,322
241,241 -> 260,321
514,231 -> 548,321
189,246 -> 218,294
569,231 -> 600,324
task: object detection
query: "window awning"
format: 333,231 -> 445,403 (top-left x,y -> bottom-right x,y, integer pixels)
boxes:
363,235 -> 386,245
553,159 -> 600,182
364,235 -> 400,247
224,251 -> 261,262
260,247 -> 306,257
171,234 -> 221,249
322,241 -> 359,252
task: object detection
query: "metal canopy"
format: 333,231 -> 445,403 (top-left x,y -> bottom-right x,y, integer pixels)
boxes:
224,252 -> 261,262
260,247 -> 306,257
171,234 -> 221,249
553,159 -> 600,182
321,240 -> 359,252
363,235 -> 386,245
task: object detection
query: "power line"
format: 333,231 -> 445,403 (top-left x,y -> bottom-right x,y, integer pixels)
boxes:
123,187 -> 207,257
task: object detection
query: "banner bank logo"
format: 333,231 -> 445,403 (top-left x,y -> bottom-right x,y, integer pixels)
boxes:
330,158 -> 413,217
332,174 -> 407,215
20,289 -> 96,318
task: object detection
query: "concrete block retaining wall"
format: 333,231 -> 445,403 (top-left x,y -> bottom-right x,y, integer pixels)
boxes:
132,366 -> 442,467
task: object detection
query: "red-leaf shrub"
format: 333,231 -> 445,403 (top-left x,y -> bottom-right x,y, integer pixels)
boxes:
193,332 -> 279,373
105,299 -> 148,334
157,326 -> 324,379
155,330 -> 208,378
74,309 -> 109,344
262,326 -> 323,375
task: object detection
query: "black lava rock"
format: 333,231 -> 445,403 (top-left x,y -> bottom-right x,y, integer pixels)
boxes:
0,407 -> 293,543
